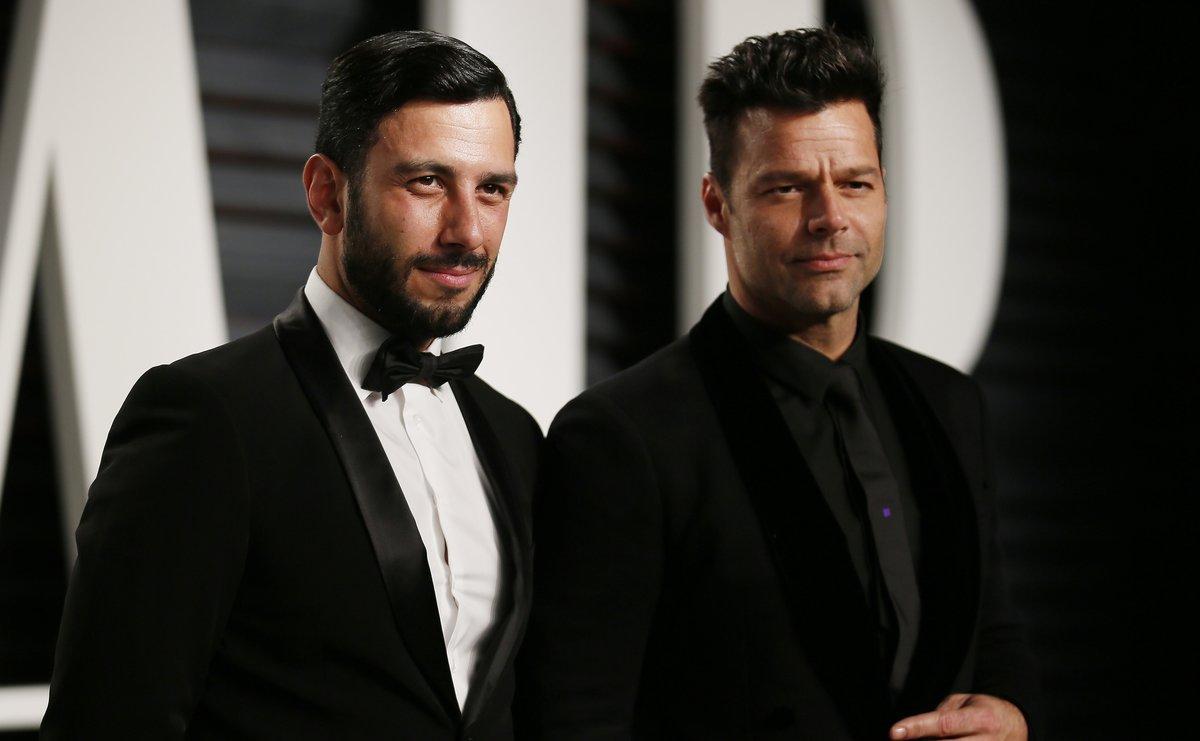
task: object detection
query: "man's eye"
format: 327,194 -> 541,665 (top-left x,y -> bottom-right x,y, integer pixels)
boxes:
411,175 -> 439,188
480,183 -> 509,198
771,185 -> 798,195
845,181 -> 869,190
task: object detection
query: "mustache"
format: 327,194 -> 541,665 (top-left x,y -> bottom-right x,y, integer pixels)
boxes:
409,252 -> 490,271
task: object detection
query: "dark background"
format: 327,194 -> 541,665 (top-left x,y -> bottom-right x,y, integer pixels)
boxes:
1,0 -> 1194,737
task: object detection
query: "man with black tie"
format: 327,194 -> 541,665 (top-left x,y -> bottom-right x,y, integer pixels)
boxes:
43,31 -> 540,739
518,29 -> 1036,740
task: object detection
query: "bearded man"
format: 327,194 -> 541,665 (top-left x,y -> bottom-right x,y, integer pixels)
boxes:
42,30 -> 540,741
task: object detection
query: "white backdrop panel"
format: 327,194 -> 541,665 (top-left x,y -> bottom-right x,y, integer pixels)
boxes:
868,0 -> 1006,371
0,0 -> 223,727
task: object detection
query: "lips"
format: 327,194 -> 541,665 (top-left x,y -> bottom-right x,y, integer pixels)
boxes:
793,253 -> 855,272
416,265 -> 480,290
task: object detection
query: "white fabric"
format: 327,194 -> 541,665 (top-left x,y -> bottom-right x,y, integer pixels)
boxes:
304,268 -> 501,710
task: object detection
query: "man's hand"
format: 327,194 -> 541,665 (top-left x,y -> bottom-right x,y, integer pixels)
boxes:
890,693 -> 1027,740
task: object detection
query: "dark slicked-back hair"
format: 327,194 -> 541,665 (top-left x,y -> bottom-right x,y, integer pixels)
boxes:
698,28 -> 883,187
315,30 -> 521,182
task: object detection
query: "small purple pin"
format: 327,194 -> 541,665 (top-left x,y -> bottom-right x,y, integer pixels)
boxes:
882,506 -> 892,519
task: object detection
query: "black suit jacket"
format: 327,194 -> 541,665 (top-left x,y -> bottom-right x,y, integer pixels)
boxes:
43,292 -> 542,740
517,299 -> 1036,740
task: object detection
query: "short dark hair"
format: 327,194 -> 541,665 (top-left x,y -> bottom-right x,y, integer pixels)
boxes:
698,28 -> 883,187
315,30 -> 521,181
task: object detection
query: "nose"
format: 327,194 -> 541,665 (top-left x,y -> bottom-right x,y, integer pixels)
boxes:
806,184 -> 849,237
438,189 -> 485,251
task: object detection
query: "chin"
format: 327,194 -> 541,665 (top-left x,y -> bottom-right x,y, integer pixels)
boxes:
783,292 -> 847,318
795,285 -> 861,317
433,289 -> 480,312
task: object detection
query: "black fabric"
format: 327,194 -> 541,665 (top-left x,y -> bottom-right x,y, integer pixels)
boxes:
827,365 -> 921,695
721,292 -> 921,600
721,293 -> 924,679
516,298 -> 1038,740
362,339 -> 485,400
42,289 -> 542,740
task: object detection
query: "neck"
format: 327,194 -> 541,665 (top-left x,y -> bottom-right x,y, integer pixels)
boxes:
729,287 -> 859,360
786,311 -> 858,360
315,248 -> 435,351
316,243 -> 367,317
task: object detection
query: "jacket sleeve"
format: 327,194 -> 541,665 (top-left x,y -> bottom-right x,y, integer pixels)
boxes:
41,364 -> 250,739
970,383 -> 1041,732
515,393 -> 664,741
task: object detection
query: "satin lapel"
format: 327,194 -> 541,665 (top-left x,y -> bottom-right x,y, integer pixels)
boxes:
869,342 -> 980,713
272,291 -> 460,722
451,378 -> 531,727
688,301 -> 888,733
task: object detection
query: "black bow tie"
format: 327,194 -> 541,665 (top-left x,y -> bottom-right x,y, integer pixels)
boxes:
361,339 -> 484,401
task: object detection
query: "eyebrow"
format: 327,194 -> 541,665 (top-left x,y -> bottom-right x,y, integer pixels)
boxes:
837,165 -> 881,180
392,160 -> 518,187
753,164 -> 881,184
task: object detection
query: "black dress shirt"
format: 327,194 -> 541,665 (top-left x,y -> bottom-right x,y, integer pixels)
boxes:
722,292 -> 923,688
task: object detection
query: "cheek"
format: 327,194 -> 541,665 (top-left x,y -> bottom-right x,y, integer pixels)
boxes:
866,225 -> 886,268
481,205 -> 511,245
726,217 -> 763,273
743,215 -> 794,264
380,202 -> 442,247
857,202 -> 887,243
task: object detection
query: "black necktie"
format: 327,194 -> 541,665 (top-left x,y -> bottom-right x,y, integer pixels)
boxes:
826,365 -> 921,694
361,339 -> 484,401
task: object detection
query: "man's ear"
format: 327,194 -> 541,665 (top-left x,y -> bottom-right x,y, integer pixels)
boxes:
701,173 -> 731,238
303,154 -> 347,236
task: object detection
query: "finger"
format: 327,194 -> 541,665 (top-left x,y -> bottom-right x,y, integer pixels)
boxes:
937,693 -> 972,711
890,711 -> 939,739
890,707 -> 998,739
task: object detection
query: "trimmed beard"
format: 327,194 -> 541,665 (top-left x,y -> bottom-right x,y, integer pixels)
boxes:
341,179 -> 495,343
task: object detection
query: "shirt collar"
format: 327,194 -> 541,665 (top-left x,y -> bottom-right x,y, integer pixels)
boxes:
721,289 -> 869,403
303,268 -> 444,401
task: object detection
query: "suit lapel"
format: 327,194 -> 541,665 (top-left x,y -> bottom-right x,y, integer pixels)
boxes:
869,342 -> 980,713
273,291 -> 460,722
452,377 -> 532,727
688,300 -> 888,734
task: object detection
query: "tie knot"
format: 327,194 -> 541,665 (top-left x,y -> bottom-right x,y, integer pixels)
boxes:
825,364 -> 864,408
417,352 -> 439,385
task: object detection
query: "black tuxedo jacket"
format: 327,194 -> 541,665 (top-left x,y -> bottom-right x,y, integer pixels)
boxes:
517,300 -> 1037,740
42,292 -> 541,740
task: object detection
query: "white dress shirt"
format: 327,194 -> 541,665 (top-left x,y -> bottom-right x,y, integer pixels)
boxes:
304,268 -> 501,710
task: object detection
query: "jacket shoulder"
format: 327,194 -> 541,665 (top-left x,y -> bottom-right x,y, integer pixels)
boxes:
167,325 -> 286,386
163,326 -> 303,406
869,336 -> 972,382
118,325 -> 307,445
108,327 -> 282,422
870,336 -> 983,405
549,336 -> 706,442
576,336 -> 696,407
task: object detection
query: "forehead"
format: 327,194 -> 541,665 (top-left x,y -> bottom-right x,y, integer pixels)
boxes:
733,101 -> 879,175
369,98 -> 515,167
